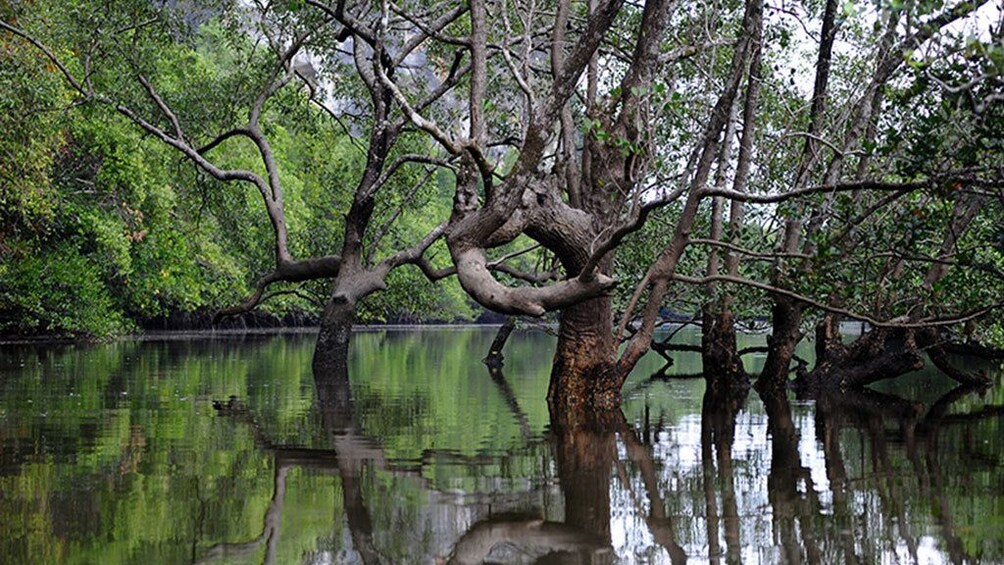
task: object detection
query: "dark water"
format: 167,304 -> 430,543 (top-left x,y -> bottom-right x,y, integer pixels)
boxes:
1,328 -> 1002,564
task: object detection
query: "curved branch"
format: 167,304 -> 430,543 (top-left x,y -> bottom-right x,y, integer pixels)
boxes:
579,185 -> 689,281
702,179 -> 926,204
370,153 -> 454,197
196,127 -> 255,155
415,256 -> 457,281
305,0 -> 375,46
453,247 -> 615,316
380,222 -> 449,271
138,75 -> 184,141
688,238 -> 811,260
215,256 -> 342,321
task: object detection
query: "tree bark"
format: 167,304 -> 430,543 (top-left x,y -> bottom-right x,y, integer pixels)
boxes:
547,295 -> 621,423
757,298 -> 804,391
313,294 -> 357,373
794,328 -> 926,392
701,303 -> 748,393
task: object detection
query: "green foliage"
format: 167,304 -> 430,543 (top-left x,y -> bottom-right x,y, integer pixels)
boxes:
0,243 -> 130,335
1,4 -> 475,336
0,31 -> 67,235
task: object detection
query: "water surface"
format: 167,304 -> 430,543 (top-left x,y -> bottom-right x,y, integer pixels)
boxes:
1,328 -> 1002,563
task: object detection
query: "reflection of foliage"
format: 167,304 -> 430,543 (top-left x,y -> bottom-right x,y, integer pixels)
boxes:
1,331 -> 1002,562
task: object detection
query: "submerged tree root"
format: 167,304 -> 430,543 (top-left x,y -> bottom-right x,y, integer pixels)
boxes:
792,326 -> 992,393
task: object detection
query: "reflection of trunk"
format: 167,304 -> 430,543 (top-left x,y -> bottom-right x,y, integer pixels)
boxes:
813,395 -> 862,563
448,516 -> 609,565
195,465 -> 288,565
552,422 -> 616,543
759,389 -> 822,564
813,385 -> 993,565
915,385 -> 984,565
485,361 -> 532,440
700,384 -> 747,565
548,296 -> 620,422
620,421 -> 687,564
311,360 -> 381,565
445,387 -> 615,563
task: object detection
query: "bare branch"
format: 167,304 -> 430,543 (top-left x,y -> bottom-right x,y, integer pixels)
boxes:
579,185 -> 689,281
214,256 -> 342,321
390,3 -> 469,65
672,273 -> 1003,329
688,238 -> 811,260
380,222 -> 449,271
138,75 -> 185,141
366,167 -> 438,260
702,177 -> 943,204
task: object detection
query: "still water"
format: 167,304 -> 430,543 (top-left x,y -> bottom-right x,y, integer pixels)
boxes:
1,328 -> 1002,564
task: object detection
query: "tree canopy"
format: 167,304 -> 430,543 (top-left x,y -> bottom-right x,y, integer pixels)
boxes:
2,0 -> 1003,405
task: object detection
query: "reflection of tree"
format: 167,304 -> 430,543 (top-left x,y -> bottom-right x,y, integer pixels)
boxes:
700,383 -> 748,565
618,414 -> 687,564
203,356 -> 388,564
444,366 -> 618,564
448,514 -> 609,564
758,388 -> 823,563
446,365 -> 696,564
195,464 -> 288,564
812,383 -> 1004,565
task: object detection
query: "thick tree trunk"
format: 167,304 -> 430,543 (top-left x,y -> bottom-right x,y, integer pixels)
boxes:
312,294 -> 356,373
701,303 -> 748,393
814,313 -> 844,366
547,296 -> 620,424
795,325 -> 990,393
757,298 -> 804,391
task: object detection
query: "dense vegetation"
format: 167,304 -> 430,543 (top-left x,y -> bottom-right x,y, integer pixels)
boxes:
2,0 -> 1003,405
0,11 -> 472,337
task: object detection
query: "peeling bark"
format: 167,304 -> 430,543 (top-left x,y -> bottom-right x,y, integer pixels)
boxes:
548,296 -> 621,422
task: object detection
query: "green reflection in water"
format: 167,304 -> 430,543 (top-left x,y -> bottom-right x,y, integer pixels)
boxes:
0,328 -> 1002,563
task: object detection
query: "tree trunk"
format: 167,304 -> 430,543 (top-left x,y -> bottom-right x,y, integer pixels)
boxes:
547,296 -> 620,424
313,294 -> 356,374
701,302 -> 748,393
794,328 -> 925,392
483,316 -> 516,369
757,298 -> 804,391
